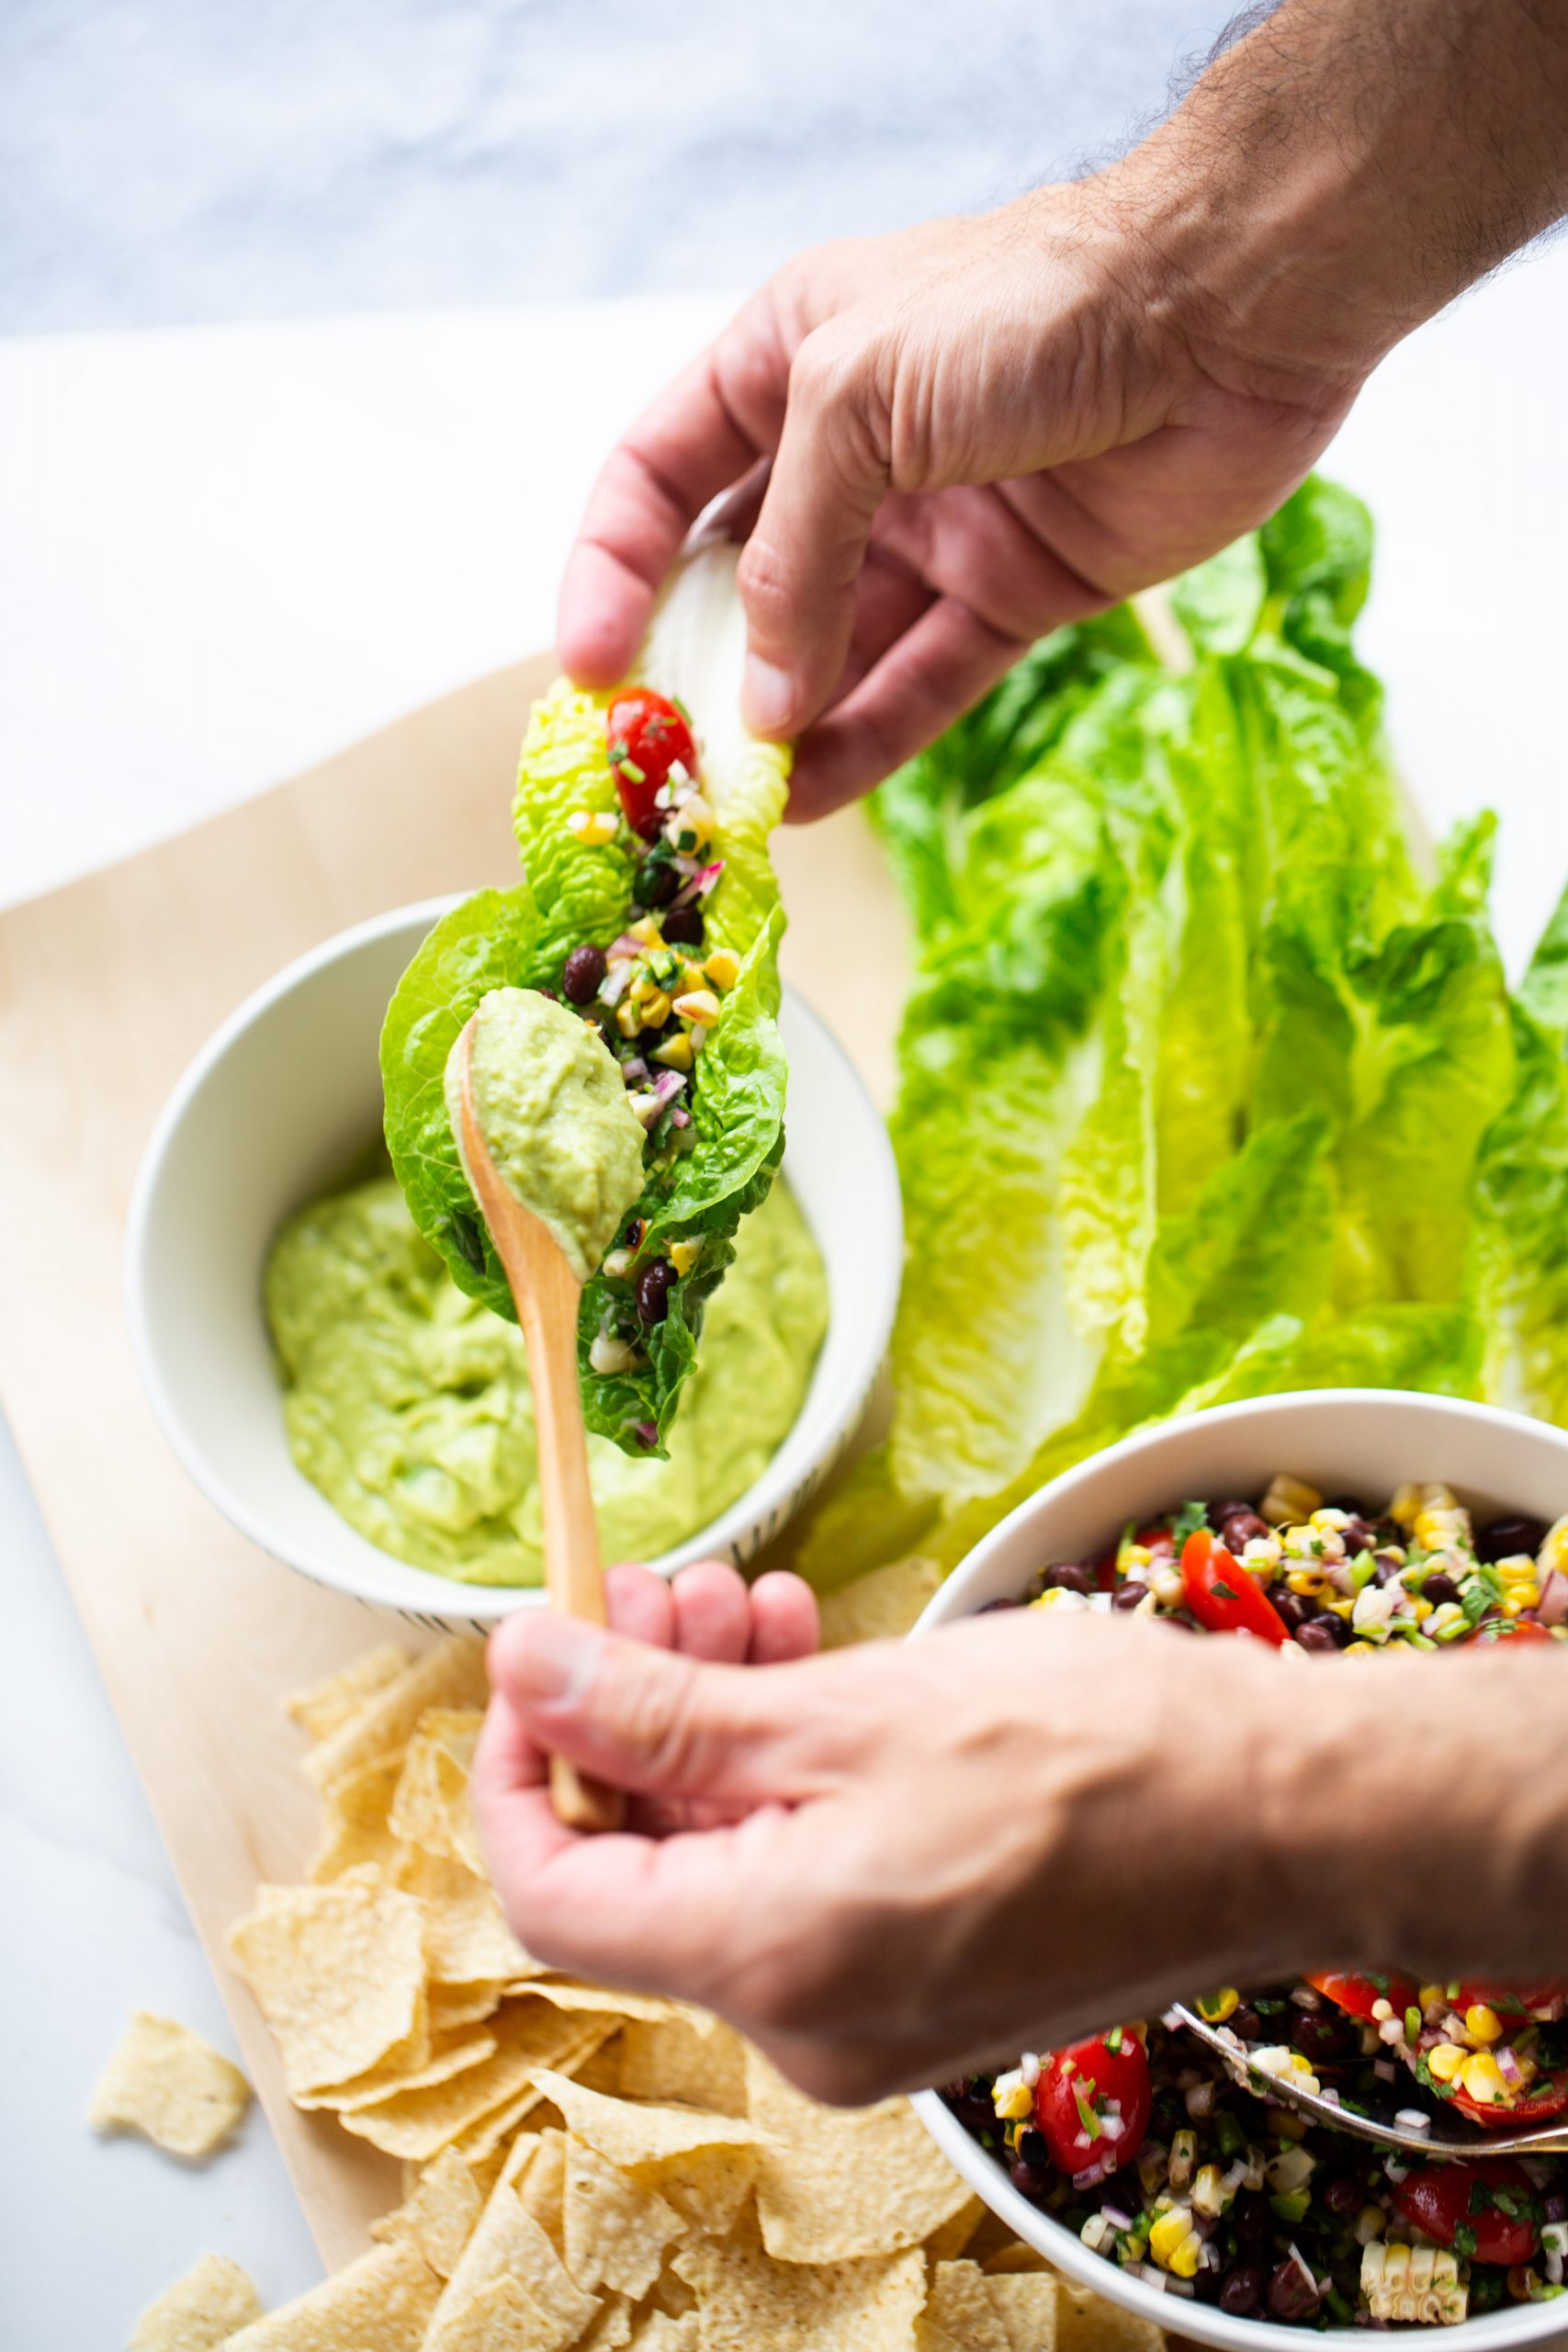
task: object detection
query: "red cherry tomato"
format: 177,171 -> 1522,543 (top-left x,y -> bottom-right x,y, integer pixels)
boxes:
1451,1980 -> 1568,2018
1448,2071 -> 1568,2131
1134,1523 -> 1177,1556
1473,1617 -> 1553,1645
1032,2032 -> 1152,2179
1306,1969 -> 1420,2022
1180,1529 -> 1290,1646
1393,2159 -> 1540,2265
605,690 -> 697,840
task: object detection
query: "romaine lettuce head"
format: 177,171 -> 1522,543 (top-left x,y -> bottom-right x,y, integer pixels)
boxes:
381,543 -> 790,1455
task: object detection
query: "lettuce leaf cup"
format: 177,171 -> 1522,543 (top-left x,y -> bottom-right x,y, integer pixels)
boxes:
381,542 -> 791,1456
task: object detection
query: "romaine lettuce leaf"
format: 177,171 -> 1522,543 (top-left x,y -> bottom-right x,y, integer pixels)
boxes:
381,543 -> 790,1456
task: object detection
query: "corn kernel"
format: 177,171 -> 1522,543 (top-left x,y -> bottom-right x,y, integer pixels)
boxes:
704,947 -> 741,991
665,792 -> 715,851
615,1000 -> 644,1038
1263,1473 -> 1322,1523
652,1031 -> 694,1072
1169,2230 -> 1203,2280
1464,2004 -> 1504,2045
1151,1565 -> 1185,1609
1458,2051 -> 1506,2103
1287,1566 -> 1335,1600
1345,1640 -> 1378,1657
992,2075 -> 1033,2121
672,988 -> 721,1026
669,1238 -> 702,1278
1149,2208 -> 1194,2271
602,1248 -> 636,1280
1427,2042 -> 1465,2082
1192,2163 -> 1227,2219
1418,1984 -> 1446,2015
640,989 -> 672,1027
1389,1484 -> 1422,1530
1196,1987 -> 1240,2024
566,808 -> 619,846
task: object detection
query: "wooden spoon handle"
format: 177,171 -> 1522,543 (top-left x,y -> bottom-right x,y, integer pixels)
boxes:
517,1242 -> 626,1836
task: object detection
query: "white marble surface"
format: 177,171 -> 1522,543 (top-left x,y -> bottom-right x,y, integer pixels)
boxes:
5,252 -> 1568,2346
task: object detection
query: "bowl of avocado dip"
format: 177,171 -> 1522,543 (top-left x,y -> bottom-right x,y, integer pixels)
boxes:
127,898 -> 901,1628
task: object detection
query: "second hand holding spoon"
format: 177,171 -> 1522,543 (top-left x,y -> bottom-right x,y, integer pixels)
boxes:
451,1014 -> 625,1834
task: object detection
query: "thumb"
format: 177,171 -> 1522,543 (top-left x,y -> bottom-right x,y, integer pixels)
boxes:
737,318 -> 888,739
489,1612 -> 821,1805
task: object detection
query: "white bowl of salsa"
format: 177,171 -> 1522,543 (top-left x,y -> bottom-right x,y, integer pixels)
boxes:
908,1387 -> 1568,2352
126,896 -> 901,1631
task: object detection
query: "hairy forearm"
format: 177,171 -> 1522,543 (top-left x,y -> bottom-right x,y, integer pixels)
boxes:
1111,0 -> 1568,391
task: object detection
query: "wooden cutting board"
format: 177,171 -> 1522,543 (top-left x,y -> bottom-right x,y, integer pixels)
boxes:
0,659 -> 909,2267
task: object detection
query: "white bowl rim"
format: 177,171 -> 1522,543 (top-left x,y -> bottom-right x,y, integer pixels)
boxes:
908,1387 -> 1568,2352
125,894 -> 901,1625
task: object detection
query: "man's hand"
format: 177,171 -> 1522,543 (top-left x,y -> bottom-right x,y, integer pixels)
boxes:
557,0 -> 1568,818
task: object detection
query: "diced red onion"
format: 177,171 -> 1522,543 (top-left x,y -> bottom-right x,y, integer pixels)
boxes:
650,1069 -> 687,1108
621,1057 -> 648,1085
598,963 -> 633,1006
670,1106 -> 691,1129
670,857 -> 725,910
1372,2058 -> 1397,2081
1163,2277 -> 1196,2300
1100,2205 -> 1134,2232
1497,2042 -> 1526,2088
1072,2157 -> 1117,2189
608,933 -> 647,961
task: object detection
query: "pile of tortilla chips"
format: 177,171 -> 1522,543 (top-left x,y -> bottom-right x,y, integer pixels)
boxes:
140,1608 -> 1167,2350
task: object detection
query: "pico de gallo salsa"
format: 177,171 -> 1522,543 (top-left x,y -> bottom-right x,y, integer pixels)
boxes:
946,1476 -> 1568,2328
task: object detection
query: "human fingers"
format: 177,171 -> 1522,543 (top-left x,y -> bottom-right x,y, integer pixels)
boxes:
785,594 -> 1028,820
557,299 -> 787,685
748,1571 -> 820,1664
490,1612 -> 838,1809
670,1559 -> 752,1663
736,320 -> 891,740
603,1560 -> 677,1648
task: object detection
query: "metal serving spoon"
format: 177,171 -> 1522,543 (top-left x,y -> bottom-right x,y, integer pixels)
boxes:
1173,2003 -> 1568,2158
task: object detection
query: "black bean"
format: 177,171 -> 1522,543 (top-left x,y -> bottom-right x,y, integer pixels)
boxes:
1268,2257 -> 1323,2322
1010,2156 -> 1052,2198
1293,2009 -> 1354,2064
637,858 -> 680,909
1477,1513 -> 1548,1564
1322,2174 -> 1365,2220
1213,1499 -> 1255,1524
661,902 -> 705,947
1338,1516 -> 1380,1555
1231,2005 -> 1262,2041
1271,1589 -> 1309,1634
1043,1563 -> 1091,1596
561,944 -> 607,1004
1220,2266 -> 1266,2318
1221,1510 -> 1270,1551
1296,1618 -> 1343,1654
634,1259 -> 677,1326
1542,2189 -> 1568,2225
1327,1494 -> 1371,1519
1017,2126 -> 1047,2168
1112,1580 -> 1149,1612
1422,1570 -> 1462,1608
1232,2190 -> 1270,2247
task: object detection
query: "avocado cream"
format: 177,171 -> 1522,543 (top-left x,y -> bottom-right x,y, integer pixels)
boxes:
265,1173 -> 827,1585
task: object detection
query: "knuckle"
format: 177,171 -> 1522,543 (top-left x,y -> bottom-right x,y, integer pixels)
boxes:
735,532 -> 795,620
603,1648 -> 706,1786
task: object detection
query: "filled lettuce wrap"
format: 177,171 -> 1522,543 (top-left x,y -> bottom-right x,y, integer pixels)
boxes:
381,542 -> 791,1456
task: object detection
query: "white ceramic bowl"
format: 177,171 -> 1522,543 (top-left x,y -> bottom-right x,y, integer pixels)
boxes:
127,896 -> 901,1630
908,1388 -> 1568,2352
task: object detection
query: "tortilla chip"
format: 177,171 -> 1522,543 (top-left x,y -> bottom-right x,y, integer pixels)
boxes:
615,2015 -> 747,2115
340,2006 -> 608,2164
397,1850 -> 534,1984
430,1982 -> 508,2033
626,2318 -> 699,2352
298,2030 -> 497,2113
423,2276 -> 536,2352
984,2271 -> 1062,2352
503,2125 -> 567,2243
917,2261 -> 1011,2352
534,2070 -> 757,2233
227,1874 -> 428,2097
745,2050 -> 973,2262
369,2146 -> 484,2277
673,2234 -> 925,2351
527,1982 -> 688,2027
977,2238 -> 1050,2275
390,1711 -> 486,1875
567,2037 -> 626,2097
129,2252 -> 264,2349
223,2243 -> 440,2350
89,2010 -> 251,2159
819,1556 -> 945,1647
427,2181 -> 599,2352
1055,2280 -> 1163,2352
288,1644 -> 410,1742
578,2302 -> 635,2351
924,2196 -> 985,2264
563,2134 -> 683,2299
305,1636 -> 486,1792
307,1757 -> 405,1884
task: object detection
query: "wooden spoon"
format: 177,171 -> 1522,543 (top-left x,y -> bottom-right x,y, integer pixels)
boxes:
451,1015 -> 625,1833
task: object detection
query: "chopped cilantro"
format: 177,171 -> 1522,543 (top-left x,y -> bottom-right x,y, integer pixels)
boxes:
1211,1579 -> 1239,1601
1171,1499 -> 1208,1543
1074,2085 -> 1102,2141
1454,2222 -> 1478,2260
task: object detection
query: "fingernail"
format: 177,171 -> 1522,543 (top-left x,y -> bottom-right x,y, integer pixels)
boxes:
513,1614 -> 605,1710
742,655 -> 796,737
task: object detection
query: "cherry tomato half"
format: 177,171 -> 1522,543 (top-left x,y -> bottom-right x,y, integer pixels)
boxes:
1180,1529 -> 1289,1646
1306,1969 -> 1421,2022
1393,2159 -> 1540,2266
1451,1980 -> 1568,2018
1473,1617 -> 1553,1645
605,689 -> 697,840
1448,2071 -> 1568,2131
1032,2032 -> 1152,2179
